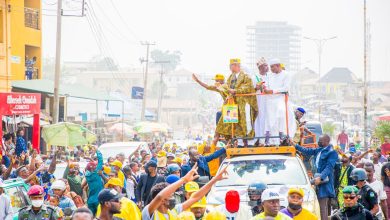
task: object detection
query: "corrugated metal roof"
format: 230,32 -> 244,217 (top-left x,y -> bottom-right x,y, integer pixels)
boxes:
11,79 -> 121,101
319,67 -> 359,83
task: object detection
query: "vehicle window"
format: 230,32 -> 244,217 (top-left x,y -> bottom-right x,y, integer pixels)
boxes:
216,158 -> 307,187
5,186 -> 29,212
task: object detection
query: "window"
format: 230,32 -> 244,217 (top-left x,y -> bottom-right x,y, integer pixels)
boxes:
5,186 -> 29,213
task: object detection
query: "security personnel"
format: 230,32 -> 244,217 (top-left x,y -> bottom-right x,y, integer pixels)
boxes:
247,182 -> 268,216
19,185 -> 63,220
331,186 -> 374,220
350,168 -> 380,217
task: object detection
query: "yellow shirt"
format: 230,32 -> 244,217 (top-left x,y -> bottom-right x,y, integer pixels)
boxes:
96,197 -> 141,220
118,170 -> 125,187
292,209 -> 318,220
199,143 -> 219,177
251,212 -> 292,220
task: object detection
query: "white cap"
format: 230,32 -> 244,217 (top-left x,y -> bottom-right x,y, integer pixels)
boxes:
51,180 -> 66,191
261,188 -> 281,202
268,58 -> 281,66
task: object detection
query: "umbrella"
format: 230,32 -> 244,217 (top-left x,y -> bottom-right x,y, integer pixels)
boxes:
378,114 -> 390,121
42,122 -> 96,146
133,121 -> 170,134
108,123 -> 135,137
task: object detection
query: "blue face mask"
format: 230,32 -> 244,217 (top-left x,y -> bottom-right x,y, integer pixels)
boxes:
318,142 -> 324,148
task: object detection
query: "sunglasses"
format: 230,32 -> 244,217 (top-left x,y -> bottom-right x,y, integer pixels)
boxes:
343,195 -> 356,200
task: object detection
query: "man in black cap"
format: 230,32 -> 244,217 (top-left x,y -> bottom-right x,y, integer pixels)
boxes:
98,189 -> 122,220
136,161 -> 165,208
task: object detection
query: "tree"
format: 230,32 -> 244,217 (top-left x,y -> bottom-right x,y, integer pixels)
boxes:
375,121 -> 390,142
323,122 -> 336,137
90,56 -> 118,71
150,50 -> 182,72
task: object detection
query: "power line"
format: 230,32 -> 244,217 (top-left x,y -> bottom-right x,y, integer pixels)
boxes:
107,0 -> 140,41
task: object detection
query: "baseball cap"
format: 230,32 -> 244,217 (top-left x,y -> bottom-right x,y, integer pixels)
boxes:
167,153 -> 175,159
157,150 -> 167,157
110,160 -> 123,169
190,196 -> 207,208
261,189 -> 281,202
288,188 -> 304,197
98,188 -> 123,204
166,174 -> 180,184
27,185 -> 44,196
104,178 -> 122,188
185,181 -> 199,192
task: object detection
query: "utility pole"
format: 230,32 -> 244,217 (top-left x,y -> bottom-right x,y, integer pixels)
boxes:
363,0 -> 368,149
53,0 -> 63,123
304,36 -> 337,121
140,41 -> 155,121
154,61 -> 170,122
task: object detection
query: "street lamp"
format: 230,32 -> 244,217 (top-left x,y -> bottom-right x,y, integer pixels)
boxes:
304,36 -> 337,121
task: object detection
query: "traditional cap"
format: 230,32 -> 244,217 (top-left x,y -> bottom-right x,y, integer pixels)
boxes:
51,180 -> 67,191
297,107 -> 306,114
261,188 -> 281,202
230,58 -> 241,65
191,196 -> 207,208
212,74 -> 225,81
185,181 -> 200,192
110,160 -> 123,169
256,57 -> 267,67
27,185 -> 44,196
288,188 -> 304,197
86,161 -> 97,171
105,178 -> 122,188
166,174 -> 180,184
157,150 -> 167,158
268,58 -> 281,66
342,186 -> 359,194
98,189 -> 123,204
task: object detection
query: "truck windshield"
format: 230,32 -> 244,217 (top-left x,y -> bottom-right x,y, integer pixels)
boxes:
216,158 -> 307,187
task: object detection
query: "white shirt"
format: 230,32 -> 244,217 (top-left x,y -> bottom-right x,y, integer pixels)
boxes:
374,163 -> 383,181
267,70 -> 291,93
368,179 -> 387,201
126,178 -> 136,200
215,204 -> 253,220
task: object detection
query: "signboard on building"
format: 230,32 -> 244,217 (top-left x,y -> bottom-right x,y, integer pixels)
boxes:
0,93 -> 41,115
131,87 -> 144,99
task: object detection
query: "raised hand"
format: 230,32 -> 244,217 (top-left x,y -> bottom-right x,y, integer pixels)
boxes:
214,163 -> 229,181
182,162 -> 200,183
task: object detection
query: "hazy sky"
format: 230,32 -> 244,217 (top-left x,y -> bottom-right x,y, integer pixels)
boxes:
42,0 -> 390,81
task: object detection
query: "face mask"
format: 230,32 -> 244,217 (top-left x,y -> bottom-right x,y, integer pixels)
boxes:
168,198 -> 176,210
318,142 -> 323,148
248,200 -> 261,207
31,199 -> 44,207
288,203 -> 302,210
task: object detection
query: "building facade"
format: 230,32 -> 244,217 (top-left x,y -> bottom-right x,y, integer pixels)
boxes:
247,21 -> 301,73
0,0 -> 42,92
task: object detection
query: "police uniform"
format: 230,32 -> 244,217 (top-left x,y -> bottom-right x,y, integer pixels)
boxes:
19,185 -> 63,220
331,186 -> 374,220
358,184 -> 378,212
18,205 -> 63,220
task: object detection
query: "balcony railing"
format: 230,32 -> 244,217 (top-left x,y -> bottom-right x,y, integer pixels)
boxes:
24,7 -> 40,30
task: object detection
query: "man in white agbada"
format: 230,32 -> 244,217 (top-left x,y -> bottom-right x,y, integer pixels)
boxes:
252,57 -> 270,145
263,58 -> 296,145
